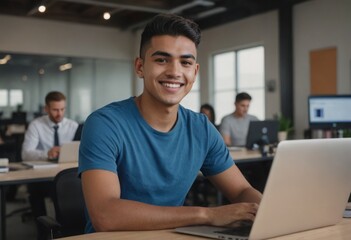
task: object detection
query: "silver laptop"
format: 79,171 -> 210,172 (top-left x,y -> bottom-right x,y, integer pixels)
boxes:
57,141 -> 80,163
176,138 -> 351,240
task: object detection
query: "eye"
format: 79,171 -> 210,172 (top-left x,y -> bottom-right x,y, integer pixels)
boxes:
181,60 -> 193,66
155,58 -> 167,64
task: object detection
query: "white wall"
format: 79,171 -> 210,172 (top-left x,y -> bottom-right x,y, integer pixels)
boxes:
293,0 -> 351,138
198,10 -> 280,120
0,14 -> 133,60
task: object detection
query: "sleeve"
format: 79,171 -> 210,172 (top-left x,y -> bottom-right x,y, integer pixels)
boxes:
78,111 -> 120,176
220,116 -> 231,136
21,122 -> 48,161
201,121 -> 234,177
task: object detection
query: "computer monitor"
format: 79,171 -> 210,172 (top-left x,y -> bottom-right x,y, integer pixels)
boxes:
11,111 -> 27,124
246,120 -> 279,149
308,95 -> 351,129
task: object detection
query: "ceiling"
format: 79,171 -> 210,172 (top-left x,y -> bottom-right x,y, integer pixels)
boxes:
0,0 -> 309,69
0,0 -> 308,31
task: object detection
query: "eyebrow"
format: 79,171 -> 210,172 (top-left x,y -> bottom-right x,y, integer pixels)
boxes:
151,51 -> 196,60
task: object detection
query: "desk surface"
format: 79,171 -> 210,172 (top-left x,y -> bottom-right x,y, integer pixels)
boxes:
0,149 -> 262,185
57,219 -> 351,240
230,148 -> 274,163
0,162 -> 78,185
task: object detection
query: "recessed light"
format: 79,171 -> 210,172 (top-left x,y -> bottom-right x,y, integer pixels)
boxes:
38,68 -> 45,75
38,5 -> 46,13
103,12 -> 111,20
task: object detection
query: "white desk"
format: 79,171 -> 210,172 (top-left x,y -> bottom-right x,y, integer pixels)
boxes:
0,162 -> 77,240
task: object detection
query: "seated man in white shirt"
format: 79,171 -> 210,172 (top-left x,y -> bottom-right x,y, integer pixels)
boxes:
21,91 -> 78,240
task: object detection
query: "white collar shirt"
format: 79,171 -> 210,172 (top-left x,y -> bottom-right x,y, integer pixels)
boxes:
21,115 -> 78,161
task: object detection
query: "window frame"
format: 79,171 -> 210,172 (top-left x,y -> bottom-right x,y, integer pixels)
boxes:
212,45 -> 265,125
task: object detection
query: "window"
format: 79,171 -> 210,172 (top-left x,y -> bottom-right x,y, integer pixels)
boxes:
0,89 -> 8,107
181,74 -> 200,112
9,89 -> 23,107
0,89 -> 23,107
214,46 -> 265,125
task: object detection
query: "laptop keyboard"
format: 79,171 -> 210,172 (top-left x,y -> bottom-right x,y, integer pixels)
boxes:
214,224 -> 252,236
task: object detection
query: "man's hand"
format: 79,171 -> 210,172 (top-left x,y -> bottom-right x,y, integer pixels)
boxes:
206,202 -> 258,228
48,146 -> 60,159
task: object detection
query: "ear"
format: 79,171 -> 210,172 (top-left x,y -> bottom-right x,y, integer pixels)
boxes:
134,57 -> 144,78
44,105 -> 49,113
194,63 -> 200,78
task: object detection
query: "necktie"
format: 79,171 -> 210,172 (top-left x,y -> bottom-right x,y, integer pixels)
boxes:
53,125 -> 60,146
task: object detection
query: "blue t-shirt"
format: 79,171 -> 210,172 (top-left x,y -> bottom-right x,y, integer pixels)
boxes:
78,97 -> 234,233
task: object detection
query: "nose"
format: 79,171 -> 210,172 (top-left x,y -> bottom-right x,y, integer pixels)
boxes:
57,110 -> 64,117
165,61 -> 181,79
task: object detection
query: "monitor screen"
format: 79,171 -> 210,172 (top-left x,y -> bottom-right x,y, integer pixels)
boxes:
246,120 -> 279,149
308,95 -> 351,129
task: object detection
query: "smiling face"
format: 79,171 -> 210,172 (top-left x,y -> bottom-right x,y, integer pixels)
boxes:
135,35 -> 199,107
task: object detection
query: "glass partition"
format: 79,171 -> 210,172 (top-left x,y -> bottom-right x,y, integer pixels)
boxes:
0,52 -> 133,123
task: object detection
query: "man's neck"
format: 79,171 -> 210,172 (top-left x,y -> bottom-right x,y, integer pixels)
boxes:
233,111 -> 245,118
135,95 -> 178,133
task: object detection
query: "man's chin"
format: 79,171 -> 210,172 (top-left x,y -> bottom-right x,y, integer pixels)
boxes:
54,118 -> 63,123
163,99 -> 182,107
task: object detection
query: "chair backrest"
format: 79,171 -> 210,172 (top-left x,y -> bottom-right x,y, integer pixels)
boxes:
53,167 -> 86,237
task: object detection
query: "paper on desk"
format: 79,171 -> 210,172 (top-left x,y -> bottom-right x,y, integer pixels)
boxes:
22,161 -> 58,169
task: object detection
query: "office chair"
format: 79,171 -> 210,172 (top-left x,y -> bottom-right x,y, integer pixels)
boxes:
37,167 -> 86,239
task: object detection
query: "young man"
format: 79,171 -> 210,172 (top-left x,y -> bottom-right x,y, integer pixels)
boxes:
22,91 -> 78,240
79,14 -> 261,233
220,92 -> 259,146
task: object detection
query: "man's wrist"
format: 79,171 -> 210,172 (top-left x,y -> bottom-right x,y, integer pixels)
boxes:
194,206 -> 211,225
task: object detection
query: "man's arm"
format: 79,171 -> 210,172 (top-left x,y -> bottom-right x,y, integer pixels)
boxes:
222,134 -> 232,146
21,124 -> 48,161
219,118 -> 232,146
82,169 -> 259,232
208,165 -> 261,204
205,165 -> 262,227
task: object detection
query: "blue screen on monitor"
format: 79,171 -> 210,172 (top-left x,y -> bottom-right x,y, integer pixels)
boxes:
308,95 -> 351,129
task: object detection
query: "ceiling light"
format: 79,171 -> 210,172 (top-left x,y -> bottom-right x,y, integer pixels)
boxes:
103,12 -> 111,20
38,5 -> 46,13
38,68 -> 45,75
0,55 -> 11,65
59,63 -> 73,71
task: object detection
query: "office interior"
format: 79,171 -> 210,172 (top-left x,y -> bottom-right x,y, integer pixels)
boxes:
0,0 -> 351,238
0,0 -> 351,138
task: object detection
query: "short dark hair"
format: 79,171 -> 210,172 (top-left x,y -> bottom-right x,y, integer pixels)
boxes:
45,91 -> 66,105
235,92 -> 252,103
139,14 -> 201,59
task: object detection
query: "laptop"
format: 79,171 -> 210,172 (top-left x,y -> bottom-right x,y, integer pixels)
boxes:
176,138 -> 351,240
57,141 -> 80,163
23,141 -> 80,168
245,120 -> 279,149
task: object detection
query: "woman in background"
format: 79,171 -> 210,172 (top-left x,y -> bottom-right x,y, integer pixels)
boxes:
200,103 -> 219,130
